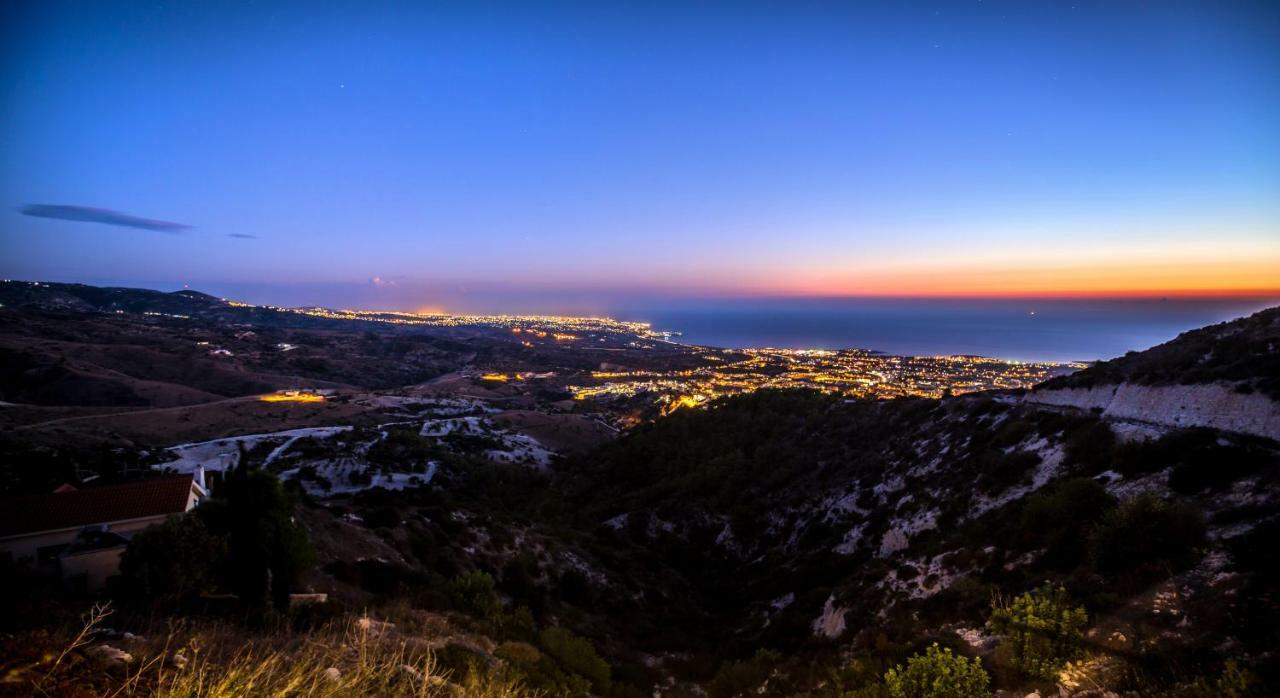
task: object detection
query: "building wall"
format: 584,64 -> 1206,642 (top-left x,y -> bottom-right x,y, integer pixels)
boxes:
60,547 -> 126,592
0,514 -> 170,564
0,529 -> 80,565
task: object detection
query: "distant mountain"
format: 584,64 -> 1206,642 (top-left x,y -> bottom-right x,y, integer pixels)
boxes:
0,279 -> 402,332
0,281 -> 227,315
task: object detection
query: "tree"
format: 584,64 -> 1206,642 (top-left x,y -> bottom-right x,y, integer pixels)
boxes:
987,584 -> 1087,681
882,643 -> 990,698
119,513 -> 225,602
197,466 -> 315,610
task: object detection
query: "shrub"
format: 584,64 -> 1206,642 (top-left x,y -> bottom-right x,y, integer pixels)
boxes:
539,626 -> 611,693
119,514 -> 226,602
495,639 -> 594,697
882,643 -> 990,698
1088,494 -> 1205,577
1021,478 -> 1116,570
1062,421 -> 1116,475
448,570 -> 502,620
1166,439 -> 1271,494
986,584 -> 1087,681
709,650 -> 783,698
977,450 -> 1041,492
1110,428 -> 1249,482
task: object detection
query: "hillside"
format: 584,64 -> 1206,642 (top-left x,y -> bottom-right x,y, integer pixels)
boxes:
1025,306 -> 1280,440
1,296 -> 1277,696
550,388 -> 1278,692
1033,305 -> 1280,398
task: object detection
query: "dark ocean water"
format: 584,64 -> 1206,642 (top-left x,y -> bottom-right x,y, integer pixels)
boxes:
613,297 -> 1280,363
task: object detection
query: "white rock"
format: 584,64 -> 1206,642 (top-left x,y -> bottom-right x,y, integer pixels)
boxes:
811,595 -> 848,639
1026,382 -> 1280,441
88,644 -> 133,667
879,528 -> 910,557
356,616 -> 395,635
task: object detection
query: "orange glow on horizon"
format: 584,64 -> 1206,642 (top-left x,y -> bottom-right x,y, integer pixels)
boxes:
744,257 -> 1280,301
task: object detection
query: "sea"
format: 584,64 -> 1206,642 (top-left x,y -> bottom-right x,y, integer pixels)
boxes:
612,297 -> 1280,364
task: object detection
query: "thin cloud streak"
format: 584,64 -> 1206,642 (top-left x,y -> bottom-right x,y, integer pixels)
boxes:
20,204 -> 191,232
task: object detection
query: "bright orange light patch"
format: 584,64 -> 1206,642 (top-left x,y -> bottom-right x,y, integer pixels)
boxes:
662,394 -> 705,415
481,373 -> 509,382
260,392 -> 326,403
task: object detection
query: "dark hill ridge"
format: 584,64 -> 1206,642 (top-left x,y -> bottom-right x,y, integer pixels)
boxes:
0,279 -> 427,332
0,281 -> 228,315
1024,305 -> 1280,441
1035,305 -> 1280,398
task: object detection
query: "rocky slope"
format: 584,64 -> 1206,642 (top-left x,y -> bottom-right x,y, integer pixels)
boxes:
4,295 -> 1277,696
532,308 -> 1280,694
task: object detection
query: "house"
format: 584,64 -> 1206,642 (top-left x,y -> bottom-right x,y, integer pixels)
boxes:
0,472 -> 207,591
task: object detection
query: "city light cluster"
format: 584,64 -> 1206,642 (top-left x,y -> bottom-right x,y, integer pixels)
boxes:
567,348 -> 1083,406
226,300 -> 660,337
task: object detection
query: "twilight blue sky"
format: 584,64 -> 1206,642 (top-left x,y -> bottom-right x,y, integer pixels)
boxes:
1,0 -> 1278,313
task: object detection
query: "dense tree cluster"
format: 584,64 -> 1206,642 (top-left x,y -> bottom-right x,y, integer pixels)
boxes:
120,466 -> 315,611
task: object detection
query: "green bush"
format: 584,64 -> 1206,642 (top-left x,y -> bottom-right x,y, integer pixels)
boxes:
986,584 -> 1087,680
1021,478 -> 1116,570
1166,438 -> 1271,494
1088,494 -> 1205,577
1062,421 -> 1116,475
1172,660 -> 1256,698
539,626 -> 611,693
496,639 -> 591,697
1102,427 -> 1272,492
882,643 -> 990,698
709,650 -> 783,698
448,570 -> 503,620
119,513 -> 226,602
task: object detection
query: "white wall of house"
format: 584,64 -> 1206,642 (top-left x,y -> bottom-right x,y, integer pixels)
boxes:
0,514 -> 171,564
60,547 -> 126,592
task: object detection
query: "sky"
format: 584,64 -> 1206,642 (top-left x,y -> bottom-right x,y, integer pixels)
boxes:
1,0 -> 1278,313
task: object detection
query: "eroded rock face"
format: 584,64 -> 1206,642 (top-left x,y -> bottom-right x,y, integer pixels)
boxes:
1026,382 -> 1280,441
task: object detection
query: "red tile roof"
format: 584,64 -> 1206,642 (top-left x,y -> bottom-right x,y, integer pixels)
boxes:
0,475 -> 198,537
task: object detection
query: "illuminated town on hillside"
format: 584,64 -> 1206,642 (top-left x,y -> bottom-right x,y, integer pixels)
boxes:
227,299 -> 670,338
562,348 -> 1084,412
225,294 -> 1085,411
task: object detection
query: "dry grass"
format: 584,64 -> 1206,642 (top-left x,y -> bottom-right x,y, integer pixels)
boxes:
17,604 -> 538,698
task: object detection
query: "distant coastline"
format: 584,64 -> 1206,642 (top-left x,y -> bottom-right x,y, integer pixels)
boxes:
615,297 -> 1280,363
